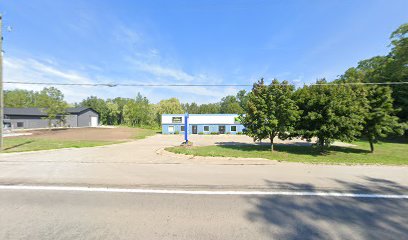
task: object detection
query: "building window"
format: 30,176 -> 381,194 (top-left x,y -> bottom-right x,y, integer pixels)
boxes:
17,122 -> 24,128
168,126 -> 175,133
204,126 -> 210,132
230,126 -> 237,132
181,126 -> 185,132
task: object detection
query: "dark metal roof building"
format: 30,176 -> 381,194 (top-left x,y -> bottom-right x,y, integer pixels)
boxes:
3,107 -> 99,129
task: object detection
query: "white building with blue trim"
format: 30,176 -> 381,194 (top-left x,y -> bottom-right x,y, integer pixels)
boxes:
161,114 -> 245,134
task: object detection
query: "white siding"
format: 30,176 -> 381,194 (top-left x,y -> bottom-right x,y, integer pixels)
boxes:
162,115 -> 185,124
162,114 -> 238,124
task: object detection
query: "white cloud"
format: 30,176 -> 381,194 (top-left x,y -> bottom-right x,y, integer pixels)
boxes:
132,61 -> 195,82
4,58 -> 94,84
3,56 -> 236,104
4,57 -> 100,102
114,25 -> 143,46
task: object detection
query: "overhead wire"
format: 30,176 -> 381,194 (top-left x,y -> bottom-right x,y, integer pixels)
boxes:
3,81 -> 408,87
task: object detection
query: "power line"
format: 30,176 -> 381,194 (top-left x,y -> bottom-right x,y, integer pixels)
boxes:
3,81 -> 408,87
313,82 -> 408,86
3,82 -> 251,87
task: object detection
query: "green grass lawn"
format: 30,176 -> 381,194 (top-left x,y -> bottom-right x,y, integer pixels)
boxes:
166,139 -> 408,165
133,128 -> 160,139
2,138 -> 119,153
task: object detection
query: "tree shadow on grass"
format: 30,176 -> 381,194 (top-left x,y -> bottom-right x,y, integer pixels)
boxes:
245,177 -> 408,239
214,142 -> 370,157
3,140 -> 34,151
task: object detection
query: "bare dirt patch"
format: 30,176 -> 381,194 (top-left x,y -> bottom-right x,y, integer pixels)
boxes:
15,127 -> 144,141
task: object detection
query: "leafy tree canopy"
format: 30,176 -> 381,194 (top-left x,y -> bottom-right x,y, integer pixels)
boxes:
294,79 -> 367,150
362,86 -> 405,152
37,87 -> 68,128
220,95 -> 243,114
241,78 -> 299,151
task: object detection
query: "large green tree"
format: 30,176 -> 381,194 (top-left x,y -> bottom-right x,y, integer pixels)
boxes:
112,97 -> 132,124
155,98 -> 184,124
4,89 -> 39,108
105,101 -> 120,125
236,90 -> 249,112
79,96 -> 109,125
339,64 -> 405,152
362,86 -> 404,152
182,102 -> 200,114
198,103 -> 221,113
386,23 -> 408,121
36,87 -> 68,128
351,23 -> 408,122
220,95 -> 244,114
241,79 -> 299,151
295,79 -> 367,150
123,93 -> 155,127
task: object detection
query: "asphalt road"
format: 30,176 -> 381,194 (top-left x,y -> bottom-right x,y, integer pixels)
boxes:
1,135 -> 407,239
0,190 -> 407,240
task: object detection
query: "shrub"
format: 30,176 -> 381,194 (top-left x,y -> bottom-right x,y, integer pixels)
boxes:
174,131 -> 180,134
210,132 -> 219,135
198,132 -> 204,135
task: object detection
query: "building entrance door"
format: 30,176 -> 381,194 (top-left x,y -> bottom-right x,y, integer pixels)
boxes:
192,125 -> 198,134
91,117 -> 98,127
219,125 -> 225,134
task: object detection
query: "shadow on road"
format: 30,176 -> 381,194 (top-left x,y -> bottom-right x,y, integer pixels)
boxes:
245,177 -> 408,239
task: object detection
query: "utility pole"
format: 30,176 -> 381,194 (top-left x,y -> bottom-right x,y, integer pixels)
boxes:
0,14 -> 3,150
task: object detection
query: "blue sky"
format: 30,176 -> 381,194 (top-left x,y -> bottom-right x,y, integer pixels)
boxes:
1,0 -> 407,103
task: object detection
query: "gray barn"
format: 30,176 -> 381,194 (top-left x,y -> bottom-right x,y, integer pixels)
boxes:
3,107 -> 99,130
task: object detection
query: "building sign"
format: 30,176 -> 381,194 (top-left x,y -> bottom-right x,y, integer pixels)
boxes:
172,117 -> 182,123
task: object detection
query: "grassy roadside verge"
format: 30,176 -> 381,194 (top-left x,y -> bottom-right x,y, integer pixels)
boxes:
166,140 -> 408,165
133,128 -> 160,139
2,138 -> 119,153
1,127 -> 159,153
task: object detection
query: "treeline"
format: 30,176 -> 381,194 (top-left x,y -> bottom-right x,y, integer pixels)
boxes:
76,91 -> 248,128
242,23 -> 408,153
242,78 -> 405,153
4,87 -> 68,127
4,88 -> 248,129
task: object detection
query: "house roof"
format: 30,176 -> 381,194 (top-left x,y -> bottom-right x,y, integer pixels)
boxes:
66,107 -> 93,114
4,108 -> 48,116
4,107 -> 97,116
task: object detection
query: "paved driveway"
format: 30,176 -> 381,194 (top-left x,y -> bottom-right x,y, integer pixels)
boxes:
0,134 -> 407,193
